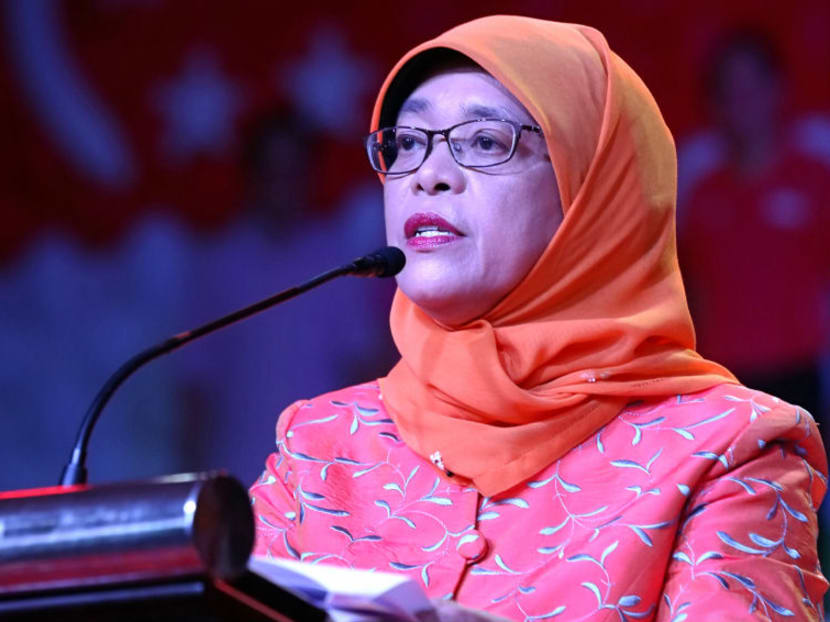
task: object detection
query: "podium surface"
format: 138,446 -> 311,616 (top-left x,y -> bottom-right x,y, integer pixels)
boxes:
0,473 -> 325,621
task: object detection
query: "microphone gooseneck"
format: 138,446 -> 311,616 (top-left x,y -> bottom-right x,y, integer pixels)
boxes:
59,247 -> 405,486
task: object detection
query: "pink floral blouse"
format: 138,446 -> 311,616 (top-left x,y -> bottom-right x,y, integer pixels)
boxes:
250,382 -> 827,621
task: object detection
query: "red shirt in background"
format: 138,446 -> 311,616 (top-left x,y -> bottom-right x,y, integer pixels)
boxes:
680,149 -> 830,375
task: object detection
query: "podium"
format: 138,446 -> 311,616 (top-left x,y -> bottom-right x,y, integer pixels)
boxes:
0,473 -> 326,621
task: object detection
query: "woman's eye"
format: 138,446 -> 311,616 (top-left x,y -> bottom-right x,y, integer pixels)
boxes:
476,136 -> 495,150
397,133 -> 426,151
472,133 -> 507,152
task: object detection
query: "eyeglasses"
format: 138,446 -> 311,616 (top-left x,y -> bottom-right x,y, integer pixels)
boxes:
365,118 -> 543,175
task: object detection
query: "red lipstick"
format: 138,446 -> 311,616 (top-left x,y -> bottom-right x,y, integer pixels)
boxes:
404,213 -> 463,249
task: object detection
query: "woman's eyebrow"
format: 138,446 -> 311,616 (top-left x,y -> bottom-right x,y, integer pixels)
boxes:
398,99 -> 525,123
462,103 -> 518,121
398,97 -> 430,115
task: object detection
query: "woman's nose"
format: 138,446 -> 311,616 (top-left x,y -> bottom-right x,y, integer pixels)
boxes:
410,138 -> 466,195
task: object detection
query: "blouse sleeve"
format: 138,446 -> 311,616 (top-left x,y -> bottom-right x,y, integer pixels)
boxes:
657,406 -> 828,621
248,400 -> 305,558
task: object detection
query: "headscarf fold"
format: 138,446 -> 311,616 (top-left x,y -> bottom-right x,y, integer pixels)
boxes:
373,16 -> 737,496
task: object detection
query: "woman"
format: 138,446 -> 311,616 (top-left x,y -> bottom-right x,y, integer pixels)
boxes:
250,16 -> 827,621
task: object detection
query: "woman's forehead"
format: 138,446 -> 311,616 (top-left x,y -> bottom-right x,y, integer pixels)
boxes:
395,69 -> 535,125
397,98 -> 520,123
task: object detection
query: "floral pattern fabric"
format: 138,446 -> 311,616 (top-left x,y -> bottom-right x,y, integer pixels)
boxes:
250,382 -> 827,621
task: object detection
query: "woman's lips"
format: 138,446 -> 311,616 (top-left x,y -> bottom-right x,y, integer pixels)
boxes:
404,213 -> 463,249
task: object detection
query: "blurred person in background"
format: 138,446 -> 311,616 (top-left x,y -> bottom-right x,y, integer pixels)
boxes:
678,29 -> 830,431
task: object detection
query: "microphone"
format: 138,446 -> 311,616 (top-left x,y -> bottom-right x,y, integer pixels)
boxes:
347,246 -> 405,277
59,246 -> 405,487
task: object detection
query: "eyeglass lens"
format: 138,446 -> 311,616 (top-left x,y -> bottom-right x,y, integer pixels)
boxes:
368,120 -> 518,174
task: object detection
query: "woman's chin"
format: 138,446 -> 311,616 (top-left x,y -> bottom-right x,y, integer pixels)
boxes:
399,281 -> 487,327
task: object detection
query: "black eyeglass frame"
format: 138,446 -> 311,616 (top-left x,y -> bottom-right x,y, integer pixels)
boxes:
365,118 -> 543,175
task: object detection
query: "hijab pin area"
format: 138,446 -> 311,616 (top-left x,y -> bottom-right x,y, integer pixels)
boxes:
430,451 -> 454,477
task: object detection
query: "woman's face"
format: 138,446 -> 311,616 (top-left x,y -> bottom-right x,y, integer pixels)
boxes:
384,68 -> 563,326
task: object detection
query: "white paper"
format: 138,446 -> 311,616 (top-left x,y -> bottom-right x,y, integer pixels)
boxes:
248,555 -> 435,622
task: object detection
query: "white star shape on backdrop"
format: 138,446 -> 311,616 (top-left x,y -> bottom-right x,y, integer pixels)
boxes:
154,48 -> 244,162
281,24 -> 377,137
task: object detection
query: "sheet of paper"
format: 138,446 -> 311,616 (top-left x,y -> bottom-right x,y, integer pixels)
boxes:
248,555 -> 435,621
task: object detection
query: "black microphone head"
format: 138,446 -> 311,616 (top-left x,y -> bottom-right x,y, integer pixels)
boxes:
373,246 -> 406,277
350,246 -> 406,278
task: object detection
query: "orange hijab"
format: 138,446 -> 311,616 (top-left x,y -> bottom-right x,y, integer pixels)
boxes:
373,16 -> 737,497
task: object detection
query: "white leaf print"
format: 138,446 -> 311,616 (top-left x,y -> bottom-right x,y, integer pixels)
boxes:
406,466 -> 419,485
423,497 -> 452,506
390,515 -> 417,529
383,482 -> 404,495
298,414 -> 339,427
632,427 -> 642,446
456,534 -> 480,548
671,428 -> 694,440
540,517 -> 569,535
764,600 -> 794,616
557,474 -> 582,492
672,551 -> 691,564
257,514 -> 281,529
629,526 -> 653,546
748,533 -> 779,548
685,407 -> 735,429
529,474 -> 557,488
529,605 -> 566,619
304,502 -> 349,517
575,505 -> 609,518
538,545 -> 561,554
717,531 -> 764,555
298,486 -> 325,500
618,595 -> 640,607
727,477 -> 756,495
422,534 -> 448,553
783,544 -> 801,559
697,551 -> 723,562
601,540 -> 618,563
721,570 -> 755,588
353,464 -> 383,478
610,459 -> 648,473
780,499 -> 808,522
334,456 -> 362,464
330,525 -> 354,541
494,554 -> 520,574
283,532 -> 300,559
646,448 -> 663,469
704,571 -> 729,589
581,582 -> 602,606
495,497 -> 530,508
